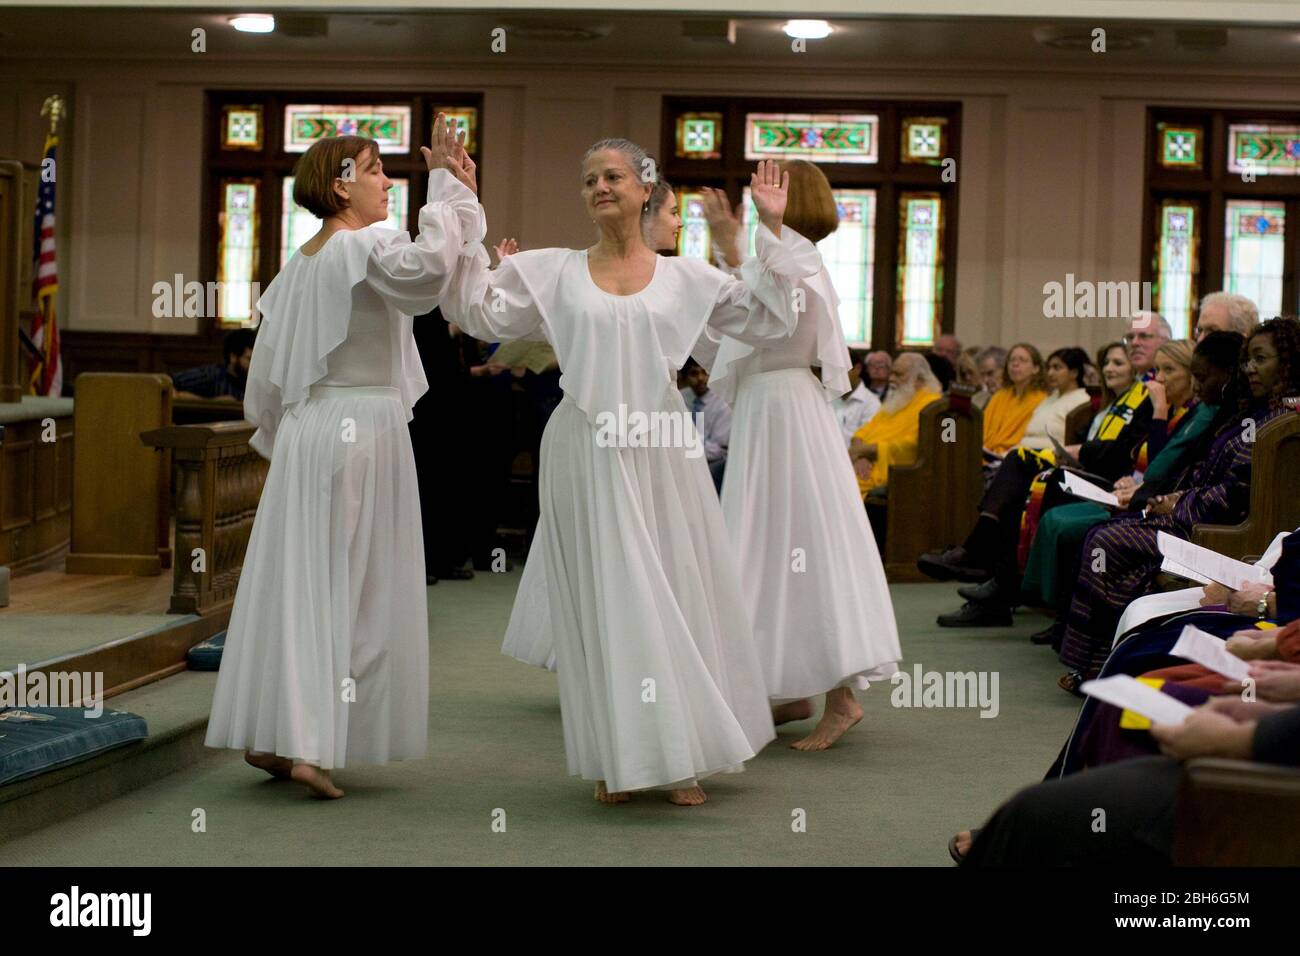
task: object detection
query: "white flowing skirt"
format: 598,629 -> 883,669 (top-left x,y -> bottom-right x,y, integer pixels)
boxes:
534,394 -> 775,793
205,385 -> 429,769
721,368 -> 901,701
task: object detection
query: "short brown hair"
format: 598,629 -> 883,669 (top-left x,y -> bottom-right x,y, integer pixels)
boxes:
780,159 -> 838,243
292,135 -> 380,219
1002,342 -> 1047,393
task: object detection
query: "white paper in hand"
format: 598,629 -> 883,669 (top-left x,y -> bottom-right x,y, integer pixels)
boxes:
1156,532 -> 1272,590
1080,675 -> 1195,725
1059,471 -> 1120,507
1170,625 -> 1251,681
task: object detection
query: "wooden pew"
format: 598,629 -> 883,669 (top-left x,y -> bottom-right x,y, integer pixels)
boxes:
1174,758 -> 1300,865
0,397 -> 74,571
1192,410 -> 1300,560
141,421 -> 266,615
868,386 -> 984,581
1064,399 -> 1095,445
65,373 -> 172,575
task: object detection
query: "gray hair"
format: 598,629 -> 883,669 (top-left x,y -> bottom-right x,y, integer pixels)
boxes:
1199,291 -> 1260,335
1131,311 -> 1172,339
643,176 -> 674,220
976,346 -> 1007,367
581,138 -> 657,187
894,352 -> 942,394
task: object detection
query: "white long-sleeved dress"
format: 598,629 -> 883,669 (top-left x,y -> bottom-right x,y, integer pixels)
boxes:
435,174 -> 819,792
205,171 -> 484,768
706,262 -> 902,700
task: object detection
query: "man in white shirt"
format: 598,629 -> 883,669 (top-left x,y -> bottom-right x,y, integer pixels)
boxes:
830,358 -> 882,446
681,360 -> 732,492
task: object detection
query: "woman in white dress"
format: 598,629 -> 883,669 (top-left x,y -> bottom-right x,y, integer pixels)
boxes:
500,177 -> 683,674
433,136 -> 819,805
205,120 -> 478,798
701,160 -> 903,750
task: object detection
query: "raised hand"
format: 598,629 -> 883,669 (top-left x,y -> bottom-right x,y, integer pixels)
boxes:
421,113 -> 477,195
749,159 -> 789,236
699,187 -> 741,266
493,237 -> 519,264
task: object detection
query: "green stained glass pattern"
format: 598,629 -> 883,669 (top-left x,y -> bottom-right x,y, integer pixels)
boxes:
675,189 -> 713,261
896,194 -> 943,349
1157,123 -> 1202,169
280,176 -> 408,267
744,112 -> 878,164
675,112 -> 722,160
284,104 -> 411,153
223,106 -> 261,150
901,117 -> 946,165
218,180 -> 257,326
1223,199 -> 1285,318
738,187 -> 876,345
433,107 -> 478,154
1228,123 -> 1300,177
1155,201 -> 1198,339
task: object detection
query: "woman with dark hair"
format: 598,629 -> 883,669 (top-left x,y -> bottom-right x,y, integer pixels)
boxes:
1057,317 -> 1300,693
434,135 -> 820,805
206,122 -> 478,798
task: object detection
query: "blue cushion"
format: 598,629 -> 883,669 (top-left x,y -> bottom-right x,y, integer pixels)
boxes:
0,707 -> 148,786
187,631 -> 226,671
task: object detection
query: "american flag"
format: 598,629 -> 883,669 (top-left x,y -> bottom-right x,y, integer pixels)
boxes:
29,131 -> 61,396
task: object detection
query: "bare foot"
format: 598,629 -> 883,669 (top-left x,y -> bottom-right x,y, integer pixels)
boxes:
290,763 -> 345,799
594,780 -> 630,804
952,829 -> 974,861
772,699 -> 813,725
791,687 -> 863,751
667,785 -> 707,806
244,751 -> 293,779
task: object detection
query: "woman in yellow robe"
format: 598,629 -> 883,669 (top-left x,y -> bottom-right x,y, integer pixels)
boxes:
850,353 -> 943,497
981,343 -> 1048,456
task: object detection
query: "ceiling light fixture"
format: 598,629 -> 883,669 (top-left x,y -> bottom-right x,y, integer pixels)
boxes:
230,14 -> 276,34
783,19 -> 833,41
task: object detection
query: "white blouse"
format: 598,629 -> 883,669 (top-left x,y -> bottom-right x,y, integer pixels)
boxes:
432,172 -> 822,427
1018,387 -> 1092,451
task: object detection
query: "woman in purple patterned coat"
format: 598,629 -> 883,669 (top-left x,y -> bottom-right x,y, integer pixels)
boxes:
1057,317 -> 1300,694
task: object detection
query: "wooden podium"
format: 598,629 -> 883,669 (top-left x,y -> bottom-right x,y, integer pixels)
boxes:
65,373 -> 173,575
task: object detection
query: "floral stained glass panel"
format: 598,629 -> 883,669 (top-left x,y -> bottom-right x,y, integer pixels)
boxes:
744,112 -> 878,164
1154,200 -> 1199,339
1157,123 -> 1202,170
900,117 -> 946,165
1223,199 -> 1285,318
1227,124 -> 1300,177
218,180 -> 258,326
222,105 -> 262,150
284,104 -> 411,153
896,194 -> 944,349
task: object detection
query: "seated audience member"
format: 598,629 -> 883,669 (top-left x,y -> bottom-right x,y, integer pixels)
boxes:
850,353 -> 943,498
955,347 -> 981,394
1056,317 -> 1300,693
932,333 -> 963,367
1022,334 -> 1238,647
863,350 -> 892,401
681,358 -> 731,493
925,352 -> 956,392
917,347 -> 1091,624
950,699 -> 1300,866
1195,290 -> 1259,342
973,346 -> 1007,410
1125,310 -> 1173,379
980,343 -> 1047,457
830,348 -> 882,446
171,328 -> 255,400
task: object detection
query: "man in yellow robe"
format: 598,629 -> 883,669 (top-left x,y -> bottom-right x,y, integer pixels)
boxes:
850,353 -> 943,498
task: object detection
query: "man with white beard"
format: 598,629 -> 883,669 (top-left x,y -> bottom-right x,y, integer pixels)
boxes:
849,353 -> 944,499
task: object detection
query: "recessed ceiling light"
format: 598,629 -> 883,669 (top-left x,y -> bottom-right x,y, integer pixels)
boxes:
230,14 -> 276,34
784,19 -> 833,41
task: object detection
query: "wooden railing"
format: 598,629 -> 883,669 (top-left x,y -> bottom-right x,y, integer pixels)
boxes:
141,421 -> 267,614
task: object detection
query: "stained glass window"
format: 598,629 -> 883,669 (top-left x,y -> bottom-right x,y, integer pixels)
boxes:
674,189 -> 713,261
733,186 -> 878,345
1228,123 -> 1300,177
280,177 -> 408,267
1223,199 -> 1285,318
222,105 -> 262,150
675,112 -> 723,160
901,117 -> 946,165
433,107 -> 478,154
1154,200 -> 1199,338
744,112 -> 878,164
896,193 -> 944,348
1157,123 -> 1202,170
284,104 -> 411,153
218,180 -> 258,326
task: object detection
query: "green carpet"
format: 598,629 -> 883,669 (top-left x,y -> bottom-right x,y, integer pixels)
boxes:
0,572 -> 1082,866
